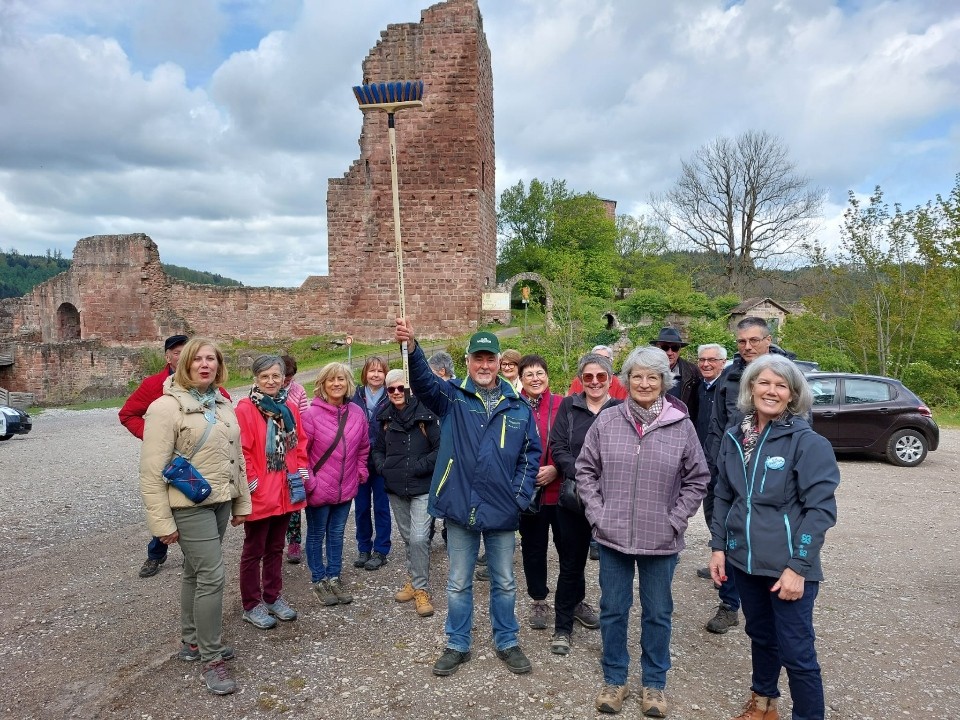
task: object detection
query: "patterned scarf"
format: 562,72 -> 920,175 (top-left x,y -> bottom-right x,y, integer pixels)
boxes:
627,395 -> 663,430
249,385 -> 297,471
189,387 -> 218,423
739,412 -> 762,466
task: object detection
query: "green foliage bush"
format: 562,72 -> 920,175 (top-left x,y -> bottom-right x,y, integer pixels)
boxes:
901,361 -> 960,407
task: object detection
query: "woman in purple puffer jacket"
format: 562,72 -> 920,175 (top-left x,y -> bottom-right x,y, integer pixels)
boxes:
300,362 -> 370,607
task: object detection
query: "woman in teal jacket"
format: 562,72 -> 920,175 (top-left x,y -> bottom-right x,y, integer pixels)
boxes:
710,355 -> 839,720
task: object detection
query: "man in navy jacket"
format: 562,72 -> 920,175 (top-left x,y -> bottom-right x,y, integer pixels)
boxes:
395,318 -> 541,678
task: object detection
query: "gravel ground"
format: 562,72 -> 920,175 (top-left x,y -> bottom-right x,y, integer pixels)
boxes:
0,409 -> 957,719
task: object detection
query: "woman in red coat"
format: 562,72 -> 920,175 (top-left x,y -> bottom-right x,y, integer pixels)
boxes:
236,355 -> 308,629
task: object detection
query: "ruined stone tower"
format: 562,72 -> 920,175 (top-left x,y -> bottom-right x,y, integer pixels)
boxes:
326,0 -> 496,339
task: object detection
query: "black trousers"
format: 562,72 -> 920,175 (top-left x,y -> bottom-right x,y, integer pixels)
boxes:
553,505 -> 593,635
518,504 -> 560,601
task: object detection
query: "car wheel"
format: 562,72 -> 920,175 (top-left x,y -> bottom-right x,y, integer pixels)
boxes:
885,429 -> 928,467
0,434 -> 12,441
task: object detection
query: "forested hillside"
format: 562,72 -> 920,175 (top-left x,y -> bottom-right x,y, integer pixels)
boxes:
0,251 -> 242,298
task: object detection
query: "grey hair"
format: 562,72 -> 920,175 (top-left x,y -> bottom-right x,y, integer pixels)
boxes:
591,344 -> 614,358
427,351 -> 455,377
577,352 -> 613,378
737,355 -> 812,417
620,346 -> 675,396
697,343 -> 728,360
736,316 -> 771,335
252,354 -> 285,378
385,368 -> 404,387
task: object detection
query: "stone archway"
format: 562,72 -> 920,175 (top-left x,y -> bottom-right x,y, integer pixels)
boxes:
57,302 -> 81,341
496,272 -> 556,331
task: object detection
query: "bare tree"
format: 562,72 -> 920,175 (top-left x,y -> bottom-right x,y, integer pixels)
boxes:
651,130 -> 823,292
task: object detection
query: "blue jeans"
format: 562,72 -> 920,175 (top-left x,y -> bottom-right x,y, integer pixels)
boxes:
305,501 -> 352,583
147,535 -> 168,561
444,521 -> 519,653
354,474 -> 392,555
598,545 -> 678,689
733,567 -> 824,720
718,566 -> 740,611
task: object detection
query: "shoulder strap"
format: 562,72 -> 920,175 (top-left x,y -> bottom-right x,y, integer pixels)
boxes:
312,408 -> 349,475
179,414 -> 215,461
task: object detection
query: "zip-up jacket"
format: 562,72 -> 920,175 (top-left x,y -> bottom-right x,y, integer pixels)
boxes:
710,414 -> 838,581
667,357 -> 700,422
301,398 -> 369,507
235,397 -> 309,522
408,343 -> 541,532
352,385 -> 390,476
576,396 -> 709,555
372,397 -> 441,498
521,389 -> 564,505
550,393 -> 622,482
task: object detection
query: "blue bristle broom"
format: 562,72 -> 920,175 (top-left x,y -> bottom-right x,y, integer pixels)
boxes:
353,81 -> 424,390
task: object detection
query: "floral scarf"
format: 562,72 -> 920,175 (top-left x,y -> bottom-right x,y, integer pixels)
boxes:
249,386 -> 297,471
627,396 -> 663,431
739,412 -> 762,467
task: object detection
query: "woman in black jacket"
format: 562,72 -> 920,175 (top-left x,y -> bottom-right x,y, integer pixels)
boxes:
548,352 -> 622,657
372,369 -> 441,618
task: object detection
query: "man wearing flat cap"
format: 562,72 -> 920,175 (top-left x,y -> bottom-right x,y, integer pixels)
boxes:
396,318 -> 541,678
650,327 -> 700,420
119,334 -> 231,578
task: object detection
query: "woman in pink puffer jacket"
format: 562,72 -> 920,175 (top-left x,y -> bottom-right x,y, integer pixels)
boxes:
300,362 -> 370,606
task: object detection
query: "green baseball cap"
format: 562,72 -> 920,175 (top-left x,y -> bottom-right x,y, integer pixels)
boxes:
466,331 -> 501,355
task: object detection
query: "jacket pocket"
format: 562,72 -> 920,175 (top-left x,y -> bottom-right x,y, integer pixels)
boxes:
435,458 -> 453,496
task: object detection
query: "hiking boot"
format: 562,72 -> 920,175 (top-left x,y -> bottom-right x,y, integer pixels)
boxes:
732,692 -> 779,720
432,648 -> 471,676
496,645 -> 532,674
353,551 -> 371,568
529,599 -> 550,630
413,589 -> 434,617
138,556 -> 166,578
200,659 -> 236,695
364,551 -> 388,571
242,602 -> 277,629
705,603 -> 740,634
178,643 -> 234,662
550,633 -> 571,656
589,541 -> 600,561
574,600 -> 600,629
474,565 -> 490,581
696,566 -> 712,579
596,684 -> 630,713
266,595 -> 298,621
313,580 -> 338,606
395,580 -> 415,603
641,687 -> 668,718
328,576 -> 353,604
286,542 -> 302,564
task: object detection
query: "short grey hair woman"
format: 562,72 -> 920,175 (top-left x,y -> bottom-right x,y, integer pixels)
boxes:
710,353 -> 838,720
577,344 -> 708,716
428,351 -> 456,380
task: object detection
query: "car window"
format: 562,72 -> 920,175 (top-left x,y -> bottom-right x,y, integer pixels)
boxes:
843,379 -> 893,405
808,378 -> 837,405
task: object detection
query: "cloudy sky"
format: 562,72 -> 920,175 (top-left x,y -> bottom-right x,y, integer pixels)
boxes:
1,0 -> 957,287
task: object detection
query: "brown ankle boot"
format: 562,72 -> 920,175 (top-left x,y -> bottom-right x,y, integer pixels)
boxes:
732,692 -> 779,720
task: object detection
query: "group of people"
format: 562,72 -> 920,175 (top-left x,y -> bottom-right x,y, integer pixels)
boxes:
123,317 -> 838,719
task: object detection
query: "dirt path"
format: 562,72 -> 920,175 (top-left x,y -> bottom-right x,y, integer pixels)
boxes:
0,411 -> 957,719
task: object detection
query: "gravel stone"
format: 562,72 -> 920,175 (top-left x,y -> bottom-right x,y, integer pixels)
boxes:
0,409 -> 957,718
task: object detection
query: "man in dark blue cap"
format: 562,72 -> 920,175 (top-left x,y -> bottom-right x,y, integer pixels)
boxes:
396,318 -> 541,678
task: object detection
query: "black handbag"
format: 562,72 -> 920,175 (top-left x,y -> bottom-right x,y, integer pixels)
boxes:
556,403 -> 584,513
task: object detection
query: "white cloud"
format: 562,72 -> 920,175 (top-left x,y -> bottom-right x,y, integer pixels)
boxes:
0,0 -> 957,284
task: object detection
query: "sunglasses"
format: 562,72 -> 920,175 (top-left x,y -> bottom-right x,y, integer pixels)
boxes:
581,372 -> 609,384
386,385 -> 406,394
656,344 -> 683,352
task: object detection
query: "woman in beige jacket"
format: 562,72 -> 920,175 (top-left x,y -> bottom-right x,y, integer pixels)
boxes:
140,338 -> 252,696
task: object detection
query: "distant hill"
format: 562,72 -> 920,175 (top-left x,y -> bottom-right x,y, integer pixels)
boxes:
0,250 -> 242,298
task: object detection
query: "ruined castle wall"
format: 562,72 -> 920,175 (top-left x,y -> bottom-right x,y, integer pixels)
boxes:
326,0 -> 496,340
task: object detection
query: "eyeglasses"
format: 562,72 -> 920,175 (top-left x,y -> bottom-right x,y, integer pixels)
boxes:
581,372 -> 609,384
736,335 -> 770,347
698,357 -> 724,364
656,343 -> 683,352
500,362 -> 517,369
386,385 -> 406,394
521,370 -> 547,380
256,373 -> 284,383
